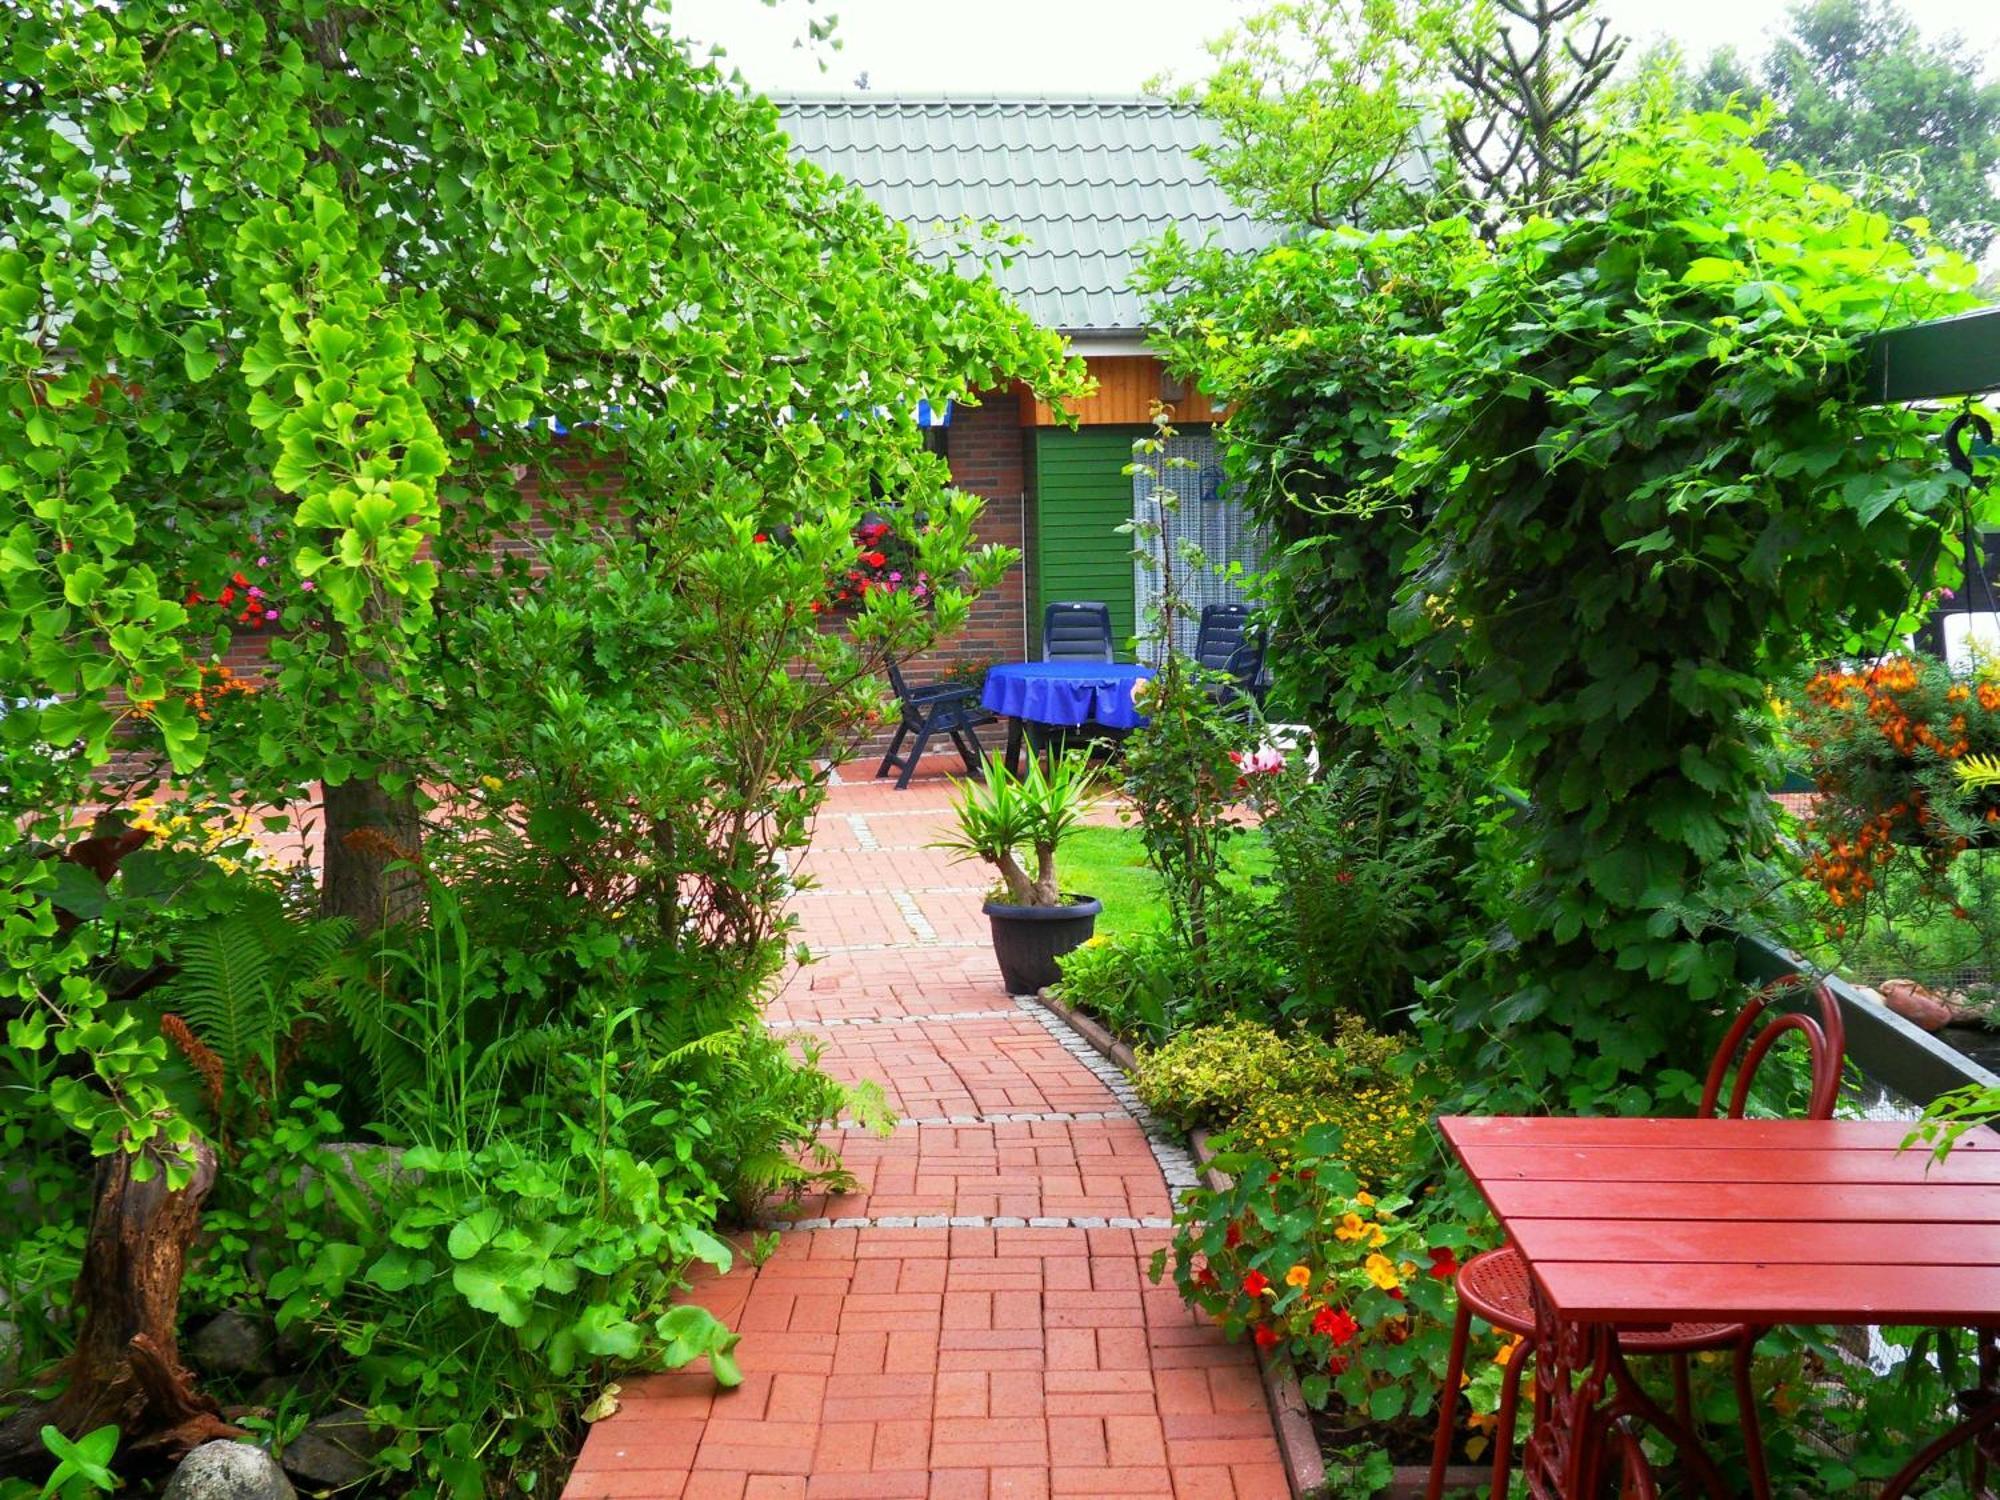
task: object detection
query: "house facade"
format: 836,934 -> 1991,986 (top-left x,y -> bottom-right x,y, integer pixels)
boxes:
774,96 -> 1277,673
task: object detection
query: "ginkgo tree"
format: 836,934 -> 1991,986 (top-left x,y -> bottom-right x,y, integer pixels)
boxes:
0,0 -> 1081,1477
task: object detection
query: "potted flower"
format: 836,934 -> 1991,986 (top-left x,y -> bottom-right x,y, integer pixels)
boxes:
935,750 -> 1102,993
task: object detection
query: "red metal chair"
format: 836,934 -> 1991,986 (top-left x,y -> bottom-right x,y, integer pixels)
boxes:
1424,975 -> 1846,1500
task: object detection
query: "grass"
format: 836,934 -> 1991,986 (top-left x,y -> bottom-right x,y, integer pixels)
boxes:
1060,820 -> 1271,940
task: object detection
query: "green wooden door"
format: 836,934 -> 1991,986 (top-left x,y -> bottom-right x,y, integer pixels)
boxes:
1030,426 -> 1147,658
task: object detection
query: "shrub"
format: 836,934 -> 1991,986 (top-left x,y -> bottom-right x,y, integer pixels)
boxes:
1131,1020 -> 1297,1127
1055,919 -> 1290,1043
1133,1017 -> 1428,1186
1222,1082 -> 1429,1187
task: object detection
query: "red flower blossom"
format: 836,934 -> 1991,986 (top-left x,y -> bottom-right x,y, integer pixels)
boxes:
1253,1324 -> 1280,1350
1241,1270 -> 1271,1297
1312,1306 -> 1359,1345
1193,1266 -> 1218,1291
1427,1247 -> 1460,1282
862,550 -> 888,569
1224,1221 -> 1243,1249
1328,1355 -> 1349,1375
754,532 -> 768,543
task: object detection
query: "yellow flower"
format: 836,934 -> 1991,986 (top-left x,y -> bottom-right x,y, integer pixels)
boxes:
480,774 -> 504,792
1284,1264 -> 1312,1289
1367,1225 -> 1386,1249
1335,1213 -> 1369,1243
1495,1335 -> 1525,1367
1364,1253 -> 1401,1291
1354,1192 -> 1376,1207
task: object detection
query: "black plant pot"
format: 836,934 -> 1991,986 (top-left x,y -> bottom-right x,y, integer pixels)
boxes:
983,894 -> 1102,995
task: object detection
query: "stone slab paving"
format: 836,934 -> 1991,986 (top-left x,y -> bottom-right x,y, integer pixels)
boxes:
567,759 -> 1287,1500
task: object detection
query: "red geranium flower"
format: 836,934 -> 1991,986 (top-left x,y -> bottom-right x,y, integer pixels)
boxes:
1241,1270 -> 1271,1297
1253,1324 -> 1280,1350
1427,1247 -> 1460,1282
862,550 -> 888,568
1312,1306 -> 1359,1345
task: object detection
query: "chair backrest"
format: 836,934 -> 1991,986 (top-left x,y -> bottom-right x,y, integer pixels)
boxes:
1195,604 -> 1253,673
885,659 -> 913,702
1043,601 -> 1114,663
1221,638 -> 1265,692
1700,974 -> 1847,1120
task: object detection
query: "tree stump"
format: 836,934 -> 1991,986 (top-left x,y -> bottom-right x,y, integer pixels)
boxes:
0,1140 -> 239,1477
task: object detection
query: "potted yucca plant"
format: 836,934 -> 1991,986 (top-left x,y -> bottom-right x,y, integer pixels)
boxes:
935,750 -> 1102,993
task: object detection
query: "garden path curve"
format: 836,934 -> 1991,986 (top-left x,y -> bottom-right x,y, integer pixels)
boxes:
565,763 -> 1290,1499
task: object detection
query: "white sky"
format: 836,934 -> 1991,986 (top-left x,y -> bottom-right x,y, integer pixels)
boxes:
665,0 -> 2000,95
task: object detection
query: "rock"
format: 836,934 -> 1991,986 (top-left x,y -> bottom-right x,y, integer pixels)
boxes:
281,1404 -> 389,1491
163,1441 -> 297,1500
1877,978 -> 1955,1032
191,1309 -> 278,1377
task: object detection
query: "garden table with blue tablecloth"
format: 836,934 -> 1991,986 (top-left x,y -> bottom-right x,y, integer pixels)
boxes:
980,661 -> 1154,775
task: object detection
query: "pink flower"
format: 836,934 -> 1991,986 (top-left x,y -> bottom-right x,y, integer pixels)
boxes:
264,609 -> 280,622
300,579 -> 316,592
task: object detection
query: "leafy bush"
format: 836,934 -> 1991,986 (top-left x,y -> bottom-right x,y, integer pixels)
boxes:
1257,751 -> 1473,1035
1222,1083 -> 1428,1188
1132,1017 -> 1427,1187
1154,1126 -> 1496,1422
1054,920 -> 1290,1043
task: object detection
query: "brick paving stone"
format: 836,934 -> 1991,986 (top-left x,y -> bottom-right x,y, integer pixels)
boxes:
567,780 -> 1285,1500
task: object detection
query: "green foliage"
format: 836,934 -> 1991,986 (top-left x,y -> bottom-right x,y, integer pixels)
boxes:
0,0 -> 1080,1188
1132,1017 -> 1426,1186
34,1426 -> 119,1500
1159,0 -> 1455,229
934,751 -> 1101,907
1260,752 -> 1471,1034
1153,1128 -> 1496,1422
148,889 -> 350,1135
1444,0 -> 1629,222
1694,0 -> 2000,258
1406,112 -> 1985,1091
1054,926 -> 1290,1043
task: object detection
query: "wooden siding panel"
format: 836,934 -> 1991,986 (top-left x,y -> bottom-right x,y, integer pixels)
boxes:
1029,356 -> 1223,427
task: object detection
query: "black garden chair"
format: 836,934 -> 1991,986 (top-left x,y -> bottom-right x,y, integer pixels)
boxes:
875,660 -> 993,790
1194,603 -> 1252,673
1042,601 -> 1114,663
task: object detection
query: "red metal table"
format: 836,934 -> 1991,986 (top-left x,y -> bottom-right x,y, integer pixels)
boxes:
1440,1115 -> 2000,1498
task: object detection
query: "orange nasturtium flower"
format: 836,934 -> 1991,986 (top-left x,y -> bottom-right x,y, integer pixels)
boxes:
1335,1213 -> 1370,1243
1284,1264 -> 1313,1289
1364,1254 -> 1402,1291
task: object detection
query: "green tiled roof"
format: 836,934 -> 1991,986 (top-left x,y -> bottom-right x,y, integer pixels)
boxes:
772,96 -> 1274,334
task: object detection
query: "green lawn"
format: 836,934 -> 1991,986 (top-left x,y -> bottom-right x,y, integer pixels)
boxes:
1060,821 -> 1271,939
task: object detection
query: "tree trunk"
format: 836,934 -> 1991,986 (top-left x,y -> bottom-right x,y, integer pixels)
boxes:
0,1141 -> 239,1477
321,774 -> 425,934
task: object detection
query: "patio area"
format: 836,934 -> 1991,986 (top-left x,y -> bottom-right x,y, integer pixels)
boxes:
563,763 -> 1288,1500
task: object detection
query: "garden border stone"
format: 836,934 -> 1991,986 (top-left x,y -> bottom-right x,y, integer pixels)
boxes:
1032,987 -> 1488,1500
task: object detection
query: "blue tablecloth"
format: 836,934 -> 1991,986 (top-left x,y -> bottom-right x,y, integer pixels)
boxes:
981,661 -> 1155,731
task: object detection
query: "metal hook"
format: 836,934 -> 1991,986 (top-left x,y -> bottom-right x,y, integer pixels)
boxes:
1945,410 -> 1995,485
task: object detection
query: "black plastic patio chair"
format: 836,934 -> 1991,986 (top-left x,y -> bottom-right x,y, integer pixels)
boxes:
1194,603 -> 1253,673
1042,601 -> 1114,663
875,660 -> 993,790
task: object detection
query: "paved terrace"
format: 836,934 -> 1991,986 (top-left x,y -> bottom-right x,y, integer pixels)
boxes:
566,762 -> 1288,1499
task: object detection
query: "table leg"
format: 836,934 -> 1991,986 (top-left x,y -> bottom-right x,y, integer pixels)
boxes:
1520,1291 -> 1733,1500
1004,716 -> 1023,779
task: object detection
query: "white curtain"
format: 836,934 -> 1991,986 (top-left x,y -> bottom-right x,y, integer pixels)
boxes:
1130,429 -> 1266,662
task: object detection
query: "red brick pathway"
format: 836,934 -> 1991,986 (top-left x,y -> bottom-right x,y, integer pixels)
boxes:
566,762 -> 1289,1499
